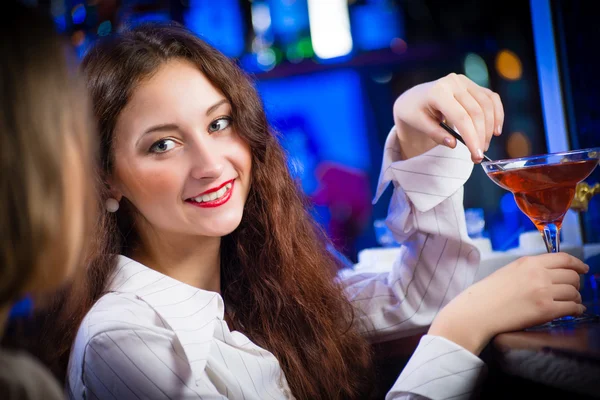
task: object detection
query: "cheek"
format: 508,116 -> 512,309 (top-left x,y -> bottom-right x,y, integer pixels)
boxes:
117,162 -> 183,210
232,141 -> 252,185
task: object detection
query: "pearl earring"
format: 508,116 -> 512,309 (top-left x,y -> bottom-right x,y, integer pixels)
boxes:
105,198 -> 120,213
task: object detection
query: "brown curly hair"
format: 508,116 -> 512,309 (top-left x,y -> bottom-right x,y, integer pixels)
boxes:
45,23 -> 373,399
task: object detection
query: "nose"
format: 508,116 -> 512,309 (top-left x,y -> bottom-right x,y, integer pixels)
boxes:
189,139 -> 224,180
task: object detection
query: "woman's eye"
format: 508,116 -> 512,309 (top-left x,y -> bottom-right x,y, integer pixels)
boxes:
208,117 -> 232,133
149,139 -> 177,153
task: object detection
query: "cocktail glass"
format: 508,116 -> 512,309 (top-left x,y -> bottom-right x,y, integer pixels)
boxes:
482,148 -> 600,326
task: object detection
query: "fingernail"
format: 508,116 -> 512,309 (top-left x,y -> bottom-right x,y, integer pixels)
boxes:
497,125 -> 502,135
477,149 -> 484,159
584,264 -> 590,273
443,137 -> 453,148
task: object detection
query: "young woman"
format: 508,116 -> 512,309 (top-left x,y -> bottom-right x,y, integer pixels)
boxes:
0,2 -> 94,399
61,24 -> 586,400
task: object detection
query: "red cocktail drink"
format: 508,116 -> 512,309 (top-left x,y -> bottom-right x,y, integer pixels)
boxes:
483,148 -> 599,253
487,159 -> 598,232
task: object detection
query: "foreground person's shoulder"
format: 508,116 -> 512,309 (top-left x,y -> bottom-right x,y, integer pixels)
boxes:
0,348 -> 64,400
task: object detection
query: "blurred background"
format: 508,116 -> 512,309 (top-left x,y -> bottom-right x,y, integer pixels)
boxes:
15,0 -> 600,263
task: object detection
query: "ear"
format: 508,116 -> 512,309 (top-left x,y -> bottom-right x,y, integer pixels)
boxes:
105,175 -> 124,202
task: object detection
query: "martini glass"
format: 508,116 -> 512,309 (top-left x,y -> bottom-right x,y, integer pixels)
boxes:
482,148 -> 600,326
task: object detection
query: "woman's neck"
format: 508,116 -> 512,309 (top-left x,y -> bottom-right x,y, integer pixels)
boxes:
131,230 -> 222,293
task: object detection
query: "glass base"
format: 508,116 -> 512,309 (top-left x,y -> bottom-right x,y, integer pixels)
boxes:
525,312 -> 600,331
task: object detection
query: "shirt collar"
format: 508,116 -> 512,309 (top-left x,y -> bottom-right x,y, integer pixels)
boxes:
107,255 -> 225,380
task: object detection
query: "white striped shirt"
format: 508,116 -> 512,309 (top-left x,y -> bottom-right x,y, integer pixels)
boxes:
67,128 -> 485,400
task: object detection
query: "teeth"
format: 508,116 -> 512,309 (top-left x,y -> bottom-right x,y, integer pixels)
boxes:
192,182 -> 232,203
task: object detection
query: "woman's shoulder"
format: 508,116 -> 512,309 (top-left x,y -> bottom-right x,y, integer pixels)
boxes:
78,291 -> 171,342
0,348 -> 64,400
68,291 -> 179,381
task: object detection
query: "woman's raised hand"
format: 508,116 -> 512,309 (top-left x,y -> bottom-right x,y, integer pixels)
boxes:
393,73 -> 504,162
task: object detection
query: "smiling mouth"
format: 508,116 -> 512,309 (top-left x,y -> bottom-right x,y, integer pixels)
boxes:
186,180 -> 234,208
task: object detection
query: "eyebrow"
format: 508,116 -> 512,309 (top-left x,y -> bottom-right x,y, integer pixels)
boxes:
206,99 -> 230,116
142,123 -> 179,136
141,99 -> 230,137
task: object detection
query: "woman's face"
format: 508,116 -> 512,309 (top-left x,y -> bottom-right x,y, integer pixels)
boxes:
110,59 -> 252,241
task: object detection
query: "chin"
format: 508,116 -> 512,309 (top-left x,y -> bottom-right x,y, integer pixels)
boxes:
199,211 -> 244,237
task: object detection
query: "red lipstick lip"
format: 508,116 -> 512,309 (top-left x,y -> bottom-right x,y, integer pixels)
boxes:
186,180 -> 234,208
190,179 -> 234,198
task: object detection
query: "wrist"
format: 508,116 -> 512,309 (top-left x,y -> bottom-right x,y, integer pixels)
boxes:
428,307 -> 493,356
395,118 -> 437,160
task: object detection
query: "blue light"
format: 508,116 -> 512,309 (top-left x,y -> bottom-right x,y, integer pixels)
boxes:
269,0 -> 310,44
351,4 -> 404,51
127,11 -> 171,28
184,0 -> 245,58
71,4 -> 86,25
257,69 -> 371,172
9,296 -> 32,318
53,14 -> 67,33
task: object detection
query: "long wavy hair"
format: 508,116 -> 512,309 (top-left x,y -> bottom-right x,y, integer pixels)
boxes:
0,2 -> 95,305
45,23 -> 373,399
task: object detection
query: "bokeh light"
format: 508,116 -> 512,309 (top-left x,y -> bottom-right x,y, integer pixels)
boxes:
71,4 -> 86,25
286,45 -> 303,63
495,49 -> 523,81
97,20 -> 112,36
464,53 -> 489,87
257,48 -> 276,71
71,30 -> 85,47
372,72 -> 393,84
307,0 -> 353,59
251,2 -> 271,34
506,131 -> 532,158
297,37 -> 314,58
390,37 -> 407,54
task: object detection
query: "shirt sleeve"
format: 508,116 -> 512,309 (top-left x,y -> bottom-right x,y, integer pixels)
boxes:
341,127 -> 481,342
79,329 -> 227,400
385,335 -> 486,400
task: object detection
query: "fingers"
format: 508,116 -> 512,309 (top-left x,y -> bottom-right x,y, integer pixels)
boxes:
538,252 -> 589,274
416,111 -> 458,149
430,81 -> 481,162
456,75 -> 496,151
450,80 -> 486,155
482,87 -> 504,136
549,269 -> 582,290
429,73 -> 502,163
551,284 -> 582,303
550,302 -> 586,320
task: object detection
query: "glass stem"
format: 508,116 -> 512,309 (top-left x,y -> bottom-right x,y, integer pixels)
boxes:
542,223 -> 560,253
